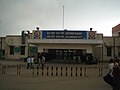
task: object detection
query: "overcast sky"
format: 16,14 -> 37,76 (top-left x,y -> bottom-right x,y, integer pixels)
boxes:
0,0 -> 120,37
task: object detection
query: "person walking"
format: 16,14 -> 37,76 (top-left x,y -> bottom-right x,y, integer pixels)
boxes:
112,61 -> 120,90
41,55 -> 45,69
30,56 -> 34,67
37,52 -> 46,69
103,59 -> 115,86
27,56 -> 31,69
37,53 -> 41,66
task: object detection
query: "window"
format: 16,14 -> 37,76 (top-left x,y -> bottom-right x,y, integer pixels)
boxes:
10,46 -> 14,55
21,46 -> 25,55
107,47 -> 112,56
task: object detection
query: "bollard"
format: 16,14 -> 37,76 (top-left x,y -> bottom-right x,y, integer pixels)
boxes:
76,67 -> 77,77
17,66 -> 19,75
61,67 -> 63,76
101,67 -> 103,77
65,67 -> 67,76
37,66 -> 39,75
99,67 -> 101,77
0,63 -> 1,75
42,67 -> 44,76
99,67 -> 103,77
84,67 -> 86,77
80,67 -> 82,77
56,67 -> 58,76
0,63 -> 1,74
51,66 -> 53,76
71,67 -> 73,76
2,65 -> 6,75
47,67 -> 49,76
4,65 -> 6,74
2,66 -> 3,74
19,65 -> 21,75
32,67 -> 34,75
2,65 -> 4,74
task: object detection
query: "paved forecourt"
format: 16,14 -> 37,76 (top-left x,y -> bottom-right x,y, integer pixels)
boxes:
0,60 -> 112,90
0,75 -> 112,90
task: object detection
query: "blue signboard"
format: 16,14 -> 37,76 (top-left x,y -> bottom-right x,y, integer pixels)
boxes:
42,30 -> 87,39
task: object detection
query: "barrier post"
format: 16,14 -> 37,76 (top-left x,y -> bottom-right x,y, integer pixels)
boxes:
19,65 -> 21,75
32,67 -> 34,75
2,65 -> 4,74
76,67 -> 77,77
99,67 -> 101,77
2,65 -> 6,75
61,67 -> 63,76
17,65 -> 19,75
42,67 -> 44,76
100,67 -> 103,77
47,67 -> 49,76
51,66 -> 53,76
80,67 -> 82,77
71,67 -> 73,76
84,67 -> 86,77
56,67 -> 58,76
0,63 -> 1,75
65,67 -> 67,76
37,66 -> 39,75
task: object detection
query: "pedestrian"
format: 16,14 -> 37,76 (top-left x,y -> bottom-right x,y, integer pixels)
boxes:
41,55 -> 45,69
112,65 -> 120,90
27,56 -> 31,69
114,57 -> 119,67
37,53 -> 41,66
30,56 -> 34,67
103,59 -> 115,86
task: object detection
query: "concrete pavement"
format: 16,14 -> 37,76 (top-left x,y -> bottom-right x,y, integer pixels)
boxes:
0,60 -> 112,90
0,75 -> 112,90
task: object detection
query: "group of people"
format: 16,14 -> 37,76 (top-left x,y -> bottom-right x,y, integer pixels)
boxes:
103,57 -> 120,90
26,53 -> 46,69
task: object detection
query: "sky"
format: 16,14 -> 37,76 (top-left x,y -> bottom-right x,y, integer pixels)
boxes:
0,0 -> 120,37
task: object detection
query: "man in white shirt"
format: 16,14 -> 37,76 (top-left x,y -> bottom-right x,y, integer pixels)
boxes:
108,59 -> 114,77
27,56 -> 31,69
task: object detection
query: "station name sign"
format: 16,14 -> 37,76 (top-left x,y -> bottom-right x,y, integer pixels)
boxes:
42,30 -> 87,39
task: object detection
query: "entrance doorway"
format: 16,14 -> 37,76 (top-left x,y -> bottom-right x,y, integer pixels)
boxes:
45,49 -> 86,63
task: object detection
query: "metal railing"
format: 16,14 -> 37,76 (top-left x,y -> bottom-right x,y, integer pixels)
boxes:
0,64 -> 108,77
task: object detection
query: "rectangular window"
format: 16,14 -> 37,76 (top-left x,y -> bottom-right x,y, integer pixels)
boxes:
107,47 -> 112,56
10,46 -> 14,55
21,46 -> 25,55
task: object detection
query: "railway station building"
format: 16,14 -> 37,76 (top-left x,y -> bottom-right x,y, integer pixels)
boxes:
0,24 -> 120,62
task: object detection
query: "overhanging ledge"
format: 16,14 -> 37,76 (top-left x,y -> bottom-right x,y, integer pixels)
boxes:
28,39 -> 103,45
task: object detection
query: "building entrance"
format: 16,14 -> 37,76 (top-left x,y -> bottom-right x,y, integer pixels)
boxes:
46,49 -> 86,62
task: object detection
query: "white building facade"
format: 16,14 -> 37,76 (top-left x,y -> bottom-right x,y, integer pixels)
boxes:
0,24 -> 120,62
